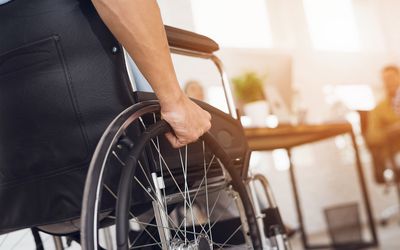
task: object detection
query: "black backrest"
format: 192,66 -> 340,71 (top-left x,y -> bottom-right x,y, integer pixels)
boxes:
0,0 -> 133,232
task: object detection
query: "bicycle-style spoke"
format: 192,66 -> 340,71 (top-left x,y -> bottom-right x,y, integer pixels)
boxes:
208,189 -> 223,220
112,140 -> 211,245
152,113 -> 170,237
112,150 -> 126,166
130,241 -> 166,249
146,137 -> 217,240
103,184 -> 163,248
206,197 -> 236,235
189,155 -> 216,207
105,144 -> 245,249
149,139 -> 187,202
132,176 -> 188,239
143,131 -> 224,243
203,141 -> 213,243
179,145 -> 197,244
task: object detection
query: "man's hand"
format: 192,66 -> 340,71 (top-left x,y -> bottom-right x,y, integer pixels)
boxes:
161,94 -> 211,148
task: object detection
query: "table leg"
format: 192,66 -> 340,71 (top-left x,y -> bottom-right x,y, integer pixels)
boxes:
286,148 -> 309,249
286,133 -> 379,250
349,131 -> 378,246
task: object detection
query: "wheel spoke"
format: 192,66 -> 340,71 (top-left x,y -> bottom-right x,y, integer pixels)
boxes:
206,197 -> 235,235
132,174 -> 208,244
147,137 -> 214,238
112,150 -> 126,166
103,184 -> 163,248
88,109 -> 256,250
152,113 -> 170,239
189,155 -> 216,207
209,189 -> 223,219
130,241 -> 165,249
179,145 -> 197,244
133,177 -> 187,239
203,141 -> 213,243
149,139 -> 187,202
145,139 -> 215,240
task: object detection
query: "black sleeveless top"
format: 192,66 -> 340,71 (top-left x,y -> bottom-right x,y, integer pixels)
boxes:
0,0 -> 133,232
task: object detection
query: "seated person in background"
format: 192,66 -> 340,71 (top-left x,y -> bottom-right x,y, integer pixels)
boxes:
366,65 -> 400,182
184,80 -> 205,101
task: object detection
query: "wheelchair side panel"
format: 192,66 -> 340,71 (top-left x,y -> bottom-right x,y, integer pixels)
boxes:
0,0 -> 133,233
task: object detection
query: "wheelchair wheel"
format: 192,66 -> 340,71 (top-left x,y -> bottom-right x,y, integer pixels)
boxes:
81,101 -> 262,250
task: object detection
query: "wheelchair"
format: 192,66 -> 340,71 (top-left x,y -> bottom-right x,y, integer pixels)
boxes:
0,25 -> 290,250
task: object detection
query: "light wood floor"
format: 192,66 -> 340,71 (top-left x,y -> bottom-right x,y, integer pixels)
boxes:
289,223 -> 400,250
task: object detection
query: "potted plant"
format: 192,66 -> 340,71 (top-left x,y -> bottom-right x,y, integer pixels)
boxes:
232,72 -> 269,126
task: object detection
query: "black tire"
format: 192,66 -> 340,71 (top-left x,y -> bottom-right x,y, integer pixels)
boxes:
81,101 -> 262,250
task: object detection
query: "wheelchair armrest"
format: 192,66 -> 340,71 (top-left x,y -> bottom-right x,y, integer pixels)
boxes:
165,25 -> 219,53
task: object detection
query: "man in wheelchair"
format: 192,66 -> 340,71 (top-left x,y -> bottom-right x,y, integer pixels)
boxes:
1,0 -> 209,239
0,0 -> 287,249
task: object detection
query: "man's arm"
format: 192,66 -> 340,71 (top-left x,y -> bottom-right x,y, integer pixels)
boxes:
91,0 -> 211,148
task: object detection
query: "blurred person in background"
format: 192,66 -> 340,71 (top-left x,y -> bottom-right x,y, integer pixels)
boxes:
184,80 -> 205,101
366,65 -> 400,182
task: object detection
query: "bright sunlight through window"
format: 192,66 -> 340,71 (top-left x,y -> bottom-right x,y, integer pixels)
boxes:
190,0 -> 273,48
303,0 -> 360,52
324,84 -> 375,110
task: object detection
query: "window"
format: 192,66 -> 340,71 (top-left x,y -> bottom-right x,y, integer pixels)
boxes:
303,0 -> 360,51
324,84 -> 375,110
190,0 -> 273,48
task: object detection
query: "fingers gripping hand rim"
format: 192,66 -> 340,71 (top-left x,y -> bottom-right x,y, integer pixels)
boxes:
161,100 -> 212,149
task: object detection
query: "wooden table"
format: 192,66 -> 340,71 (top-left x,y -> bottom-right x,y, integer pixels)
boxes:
245,123 -> 379,249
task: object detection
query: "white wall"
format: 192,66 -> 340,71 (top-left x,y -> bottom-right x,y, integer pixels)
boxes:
157,0 -> 400,234
157,0 -> 195,30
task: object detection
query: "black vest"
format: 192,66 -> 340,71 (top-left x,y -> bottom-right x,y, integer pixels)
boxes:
0,0 -> 133,232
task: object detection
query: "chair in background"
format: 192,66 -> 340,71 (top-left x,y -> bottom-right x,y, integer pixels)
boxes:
324,203 -> 363,246
358,110 -> 400,225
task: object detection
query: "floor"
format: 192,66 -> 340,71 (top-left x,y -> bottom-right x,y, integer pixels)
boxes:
1,223 -> 399,249
289,223 -> 400,250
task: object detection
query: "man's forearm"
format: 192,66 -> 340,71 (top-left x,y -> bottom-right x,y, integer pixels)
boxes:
92,0 -> 183,105
92,0 -> 211,148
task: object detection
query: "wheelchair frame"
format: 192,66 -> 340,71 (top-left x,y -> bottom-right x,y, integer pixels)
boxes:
91,25 -> 290,250
0,25 -> 289,250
